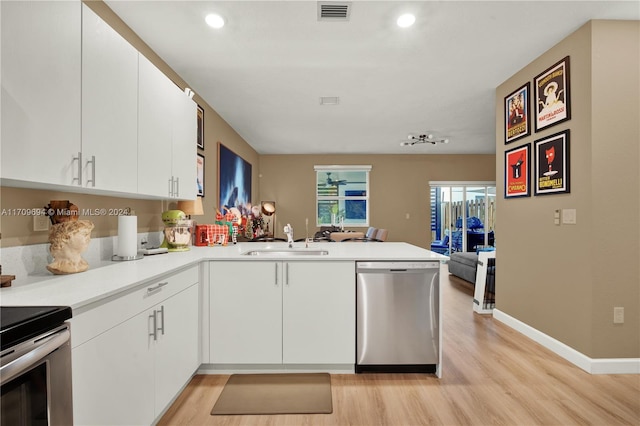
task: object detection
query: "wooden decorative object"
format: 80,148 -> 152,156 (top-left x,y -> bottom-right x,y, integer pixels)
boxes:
1,275 -> 16,287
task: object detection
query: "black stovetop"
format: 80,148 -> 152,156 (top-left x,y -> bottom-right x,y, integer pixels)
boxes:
0,306 -> 72,351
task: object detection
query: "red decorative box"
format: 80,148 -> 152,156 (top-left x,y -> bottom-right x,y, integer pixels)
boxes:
195,224 -> 229,246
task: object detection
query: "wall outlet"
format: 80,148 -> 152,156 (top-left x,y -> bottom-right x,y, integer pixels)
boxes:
613,307 -> 624,324
33,215 -> 50,232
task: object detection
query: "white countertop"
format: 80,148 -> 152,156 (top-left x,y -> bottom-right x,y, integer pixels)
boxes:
0,242 -> 447,312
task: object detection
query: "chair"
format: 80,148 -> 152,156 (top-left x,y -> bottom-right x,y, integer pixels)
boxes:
375,229 -> 388,242
341,227 -> 384,242
430,235 -> 449,254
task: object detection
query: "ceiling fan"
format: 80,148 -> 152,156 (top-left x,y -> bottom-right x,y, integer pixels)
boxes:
400,134 -> 450,146
320,172 -> 348,187
319,172 -> 366,187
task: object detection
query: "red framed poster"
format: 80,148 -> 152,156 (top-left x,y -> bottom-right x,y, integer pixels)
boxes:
504,144 -> 530,198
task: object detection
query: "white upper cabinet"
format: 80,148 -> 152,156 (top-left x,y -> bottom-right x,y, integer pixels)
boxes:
1,3 -> 196,199
137,54 -> 174,198
81,5 -> 138,193
1,1 -> 81,186
138,55 -> 197,199
170,83 -> 197,200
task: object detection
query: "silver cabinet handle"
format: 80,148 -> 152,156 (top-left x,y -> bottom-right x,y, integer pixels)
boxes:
285,263 -> 289,286
168,178 -> 174,197
174,176 -> 180,197
149,311 -> 157,341
73,152 -> 82,185
147,281 -> 168,293
157,305 -> 165,335
86,155 -> 96,187
274,263 -> 278,286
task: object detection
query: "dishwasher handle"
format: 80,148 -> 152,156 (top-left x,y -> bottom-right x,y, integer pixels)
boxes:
357,261 -> 440,271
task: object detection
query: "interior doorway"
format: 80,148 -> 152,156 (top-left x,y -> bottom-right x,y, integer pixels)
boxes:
429,182 -> 496,254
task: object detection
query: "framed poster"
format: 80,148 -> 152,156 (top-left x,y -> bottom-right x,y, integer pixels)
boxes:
218,143 -> 252,214
505,82 -> 530,144
534,130 -> 570,195
197,105 -> 204,149
196,154 -> 205,197
504,144 -> 530,198
534,56 -> 571,132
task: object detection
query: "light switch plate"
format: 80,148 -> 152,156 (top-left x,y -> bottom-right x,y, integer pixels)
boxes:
33,215 -> 50,232
614,307 -> 624,324
562,209 -> 576,224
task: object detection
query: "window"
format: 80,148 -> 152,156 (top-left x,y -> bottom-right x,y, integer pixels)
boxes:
315,165 -> 371,227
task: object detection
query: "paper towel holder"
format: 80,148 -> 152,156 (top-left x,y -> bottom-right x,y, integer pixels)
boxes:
112,208 -> 144,261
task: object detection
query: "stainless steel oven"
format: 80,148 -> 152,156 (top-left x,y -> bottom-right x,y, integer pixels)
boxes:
1,306 -> 73,426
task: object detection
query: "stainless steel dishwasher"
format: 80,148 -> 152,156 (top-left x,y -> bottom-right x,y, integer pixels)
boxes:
356,261 -> 439,373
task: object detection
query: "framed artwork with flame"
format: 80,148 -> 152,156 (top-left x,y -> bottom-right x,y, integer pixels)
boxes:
534,130 -> 570,196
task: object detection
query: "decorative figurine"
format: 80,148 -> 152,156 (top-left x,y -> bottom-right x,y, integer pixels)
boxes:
47,220 -> 94,275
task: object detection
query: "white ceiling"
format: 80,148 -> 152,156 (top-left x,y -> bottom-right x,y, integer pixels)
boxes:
105,0 -> 639,155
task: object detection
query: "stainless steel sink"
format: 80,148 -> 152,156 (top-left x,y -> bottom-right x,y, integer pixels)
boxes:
243,249 -> 329,256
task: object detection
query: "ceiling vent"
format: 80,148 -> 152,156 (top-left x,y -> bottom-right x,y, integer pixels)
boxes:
320,96 -> 340,105
318,2 -> 351,21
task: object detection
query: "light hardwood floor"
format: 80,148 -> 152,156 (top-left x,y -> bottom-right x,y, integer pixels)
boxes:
159,274 -> 640,425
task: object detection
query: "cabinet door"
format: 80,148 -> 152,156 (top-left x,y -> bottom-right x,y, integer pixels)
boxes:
169,83 -> 197,199
1,1 -> 81,186
210,261 -> 282,363
283,261 -> 355,364
72,310 -> 155,425
155,283 -> 200,415
81,5 -> 138,193
138,54 -> 173,197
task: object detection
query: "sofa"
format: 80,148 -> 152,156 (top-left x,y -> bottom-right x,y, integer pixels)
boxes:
448,252 -> 479,283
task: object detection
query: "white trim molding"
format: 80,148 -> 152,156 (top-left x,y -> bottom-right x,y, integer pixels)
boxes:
314,165 -> 372,171
493,309 -> 640,375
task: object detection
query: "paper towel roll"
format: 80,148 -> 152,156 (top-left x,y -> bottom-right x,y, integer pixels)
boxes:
117,215 -> 137,258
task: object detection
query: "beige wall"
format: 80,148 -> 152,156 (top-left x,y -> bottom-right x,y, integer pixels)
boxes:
495,20 -> 639,358
259,154 -> 495,247
0,0 -> 258,247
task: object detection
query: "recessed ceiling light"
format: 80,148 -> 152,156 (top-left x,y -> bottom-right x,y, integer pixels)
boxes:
397,13 -> 415,28
205,13 -> 225,29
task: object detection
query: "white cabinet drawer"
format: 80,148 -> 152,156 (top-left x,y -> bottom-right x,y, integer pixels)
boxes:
70,266 -> 198,348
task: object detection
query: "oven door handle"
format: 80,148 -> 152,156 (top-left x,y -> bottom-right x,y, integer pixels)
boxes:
0,328 -> 70,385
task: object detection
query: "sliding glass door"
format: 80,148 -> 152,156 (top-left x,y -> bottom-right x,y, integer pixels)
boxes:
429,182 -> 496,254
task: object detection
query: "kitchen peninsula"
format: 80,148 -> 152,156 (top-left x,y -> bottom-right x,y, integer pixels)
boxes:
0,242 -> 447,425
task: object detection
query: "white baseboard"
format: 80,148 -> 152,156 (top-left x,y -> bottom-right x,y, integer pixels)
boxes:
493,309 -> 640,375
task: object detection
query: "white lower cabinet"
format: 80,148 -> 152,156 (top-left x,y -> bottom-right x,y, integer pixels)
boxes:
71,268 -> 199,425
210,261 -> 355,365
72,305 -> 155,425
154,284 -> 200,414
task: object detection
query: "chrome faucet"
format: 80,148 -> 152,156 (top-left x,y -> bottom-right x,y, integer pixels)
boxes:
284,224 -> 294,248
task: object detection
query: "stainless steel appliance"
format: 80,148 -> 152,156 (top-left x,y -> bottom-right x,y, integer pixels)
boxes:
1,306 -> 73,425
356,261 -> 439,373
